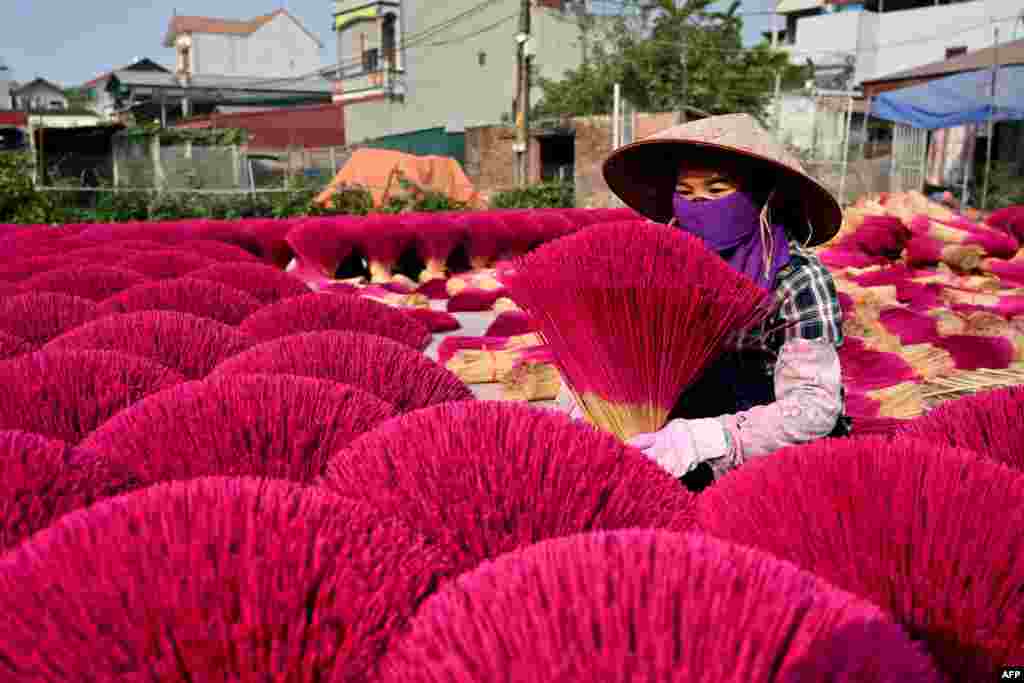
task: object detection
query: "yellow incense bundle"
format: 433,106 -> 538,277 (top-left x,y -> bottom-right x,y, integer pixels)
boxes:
866,381 -> 925,419
493,297 -> 521,313
364,292 -> 430,309
501,360 -> 561,401
928,309 -> 968,336
898,343 -> 956,379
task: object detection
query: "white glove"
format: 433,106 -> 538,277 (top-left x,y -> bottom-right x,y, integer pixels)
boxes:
626,418 -> 732,478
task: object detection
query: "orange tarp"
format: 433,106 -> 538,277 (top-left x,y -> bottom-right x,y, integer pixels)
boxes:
315,148 -> 485,209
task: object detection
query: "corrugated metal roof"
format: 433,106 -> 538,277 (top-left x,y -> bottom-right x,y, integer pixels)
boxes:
110,71 -> 333,94
776,0 -> 823,14
174,102 -> 345,149
863,37 -> 1024,85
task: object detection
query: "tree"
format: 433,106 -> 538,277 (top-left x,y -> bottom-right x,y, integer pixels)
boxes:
534,0 -> 810,122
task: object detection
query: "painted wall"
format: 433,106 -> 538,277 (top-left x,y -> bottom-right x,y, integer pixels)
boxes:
342,1 -> 583,144
786,0 -> 1020,86
0,79 -> 11,110
14,83 -> 69,110
191,14 -> 323,79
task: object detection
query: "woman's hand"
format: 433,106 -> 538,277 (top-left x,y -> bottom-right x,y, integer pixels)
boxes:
627,418 -> 732,478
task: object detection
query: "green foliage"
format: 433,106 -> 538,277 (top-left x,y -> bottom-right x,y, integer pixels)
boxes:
376,171 -> 471,214
491,180 -> 574,209
977,161 -> 1024,210
534,0 -> 810,121
117,123 -> 250,147
0,152 -> 57,224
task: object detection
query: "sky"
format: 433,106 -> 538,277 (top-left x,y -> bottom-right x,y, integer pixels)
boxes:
1,0 -> 776,88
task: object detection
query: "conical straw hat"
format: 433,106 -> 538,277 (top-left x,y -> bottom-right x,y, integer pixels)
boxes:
602,113 -> 842,246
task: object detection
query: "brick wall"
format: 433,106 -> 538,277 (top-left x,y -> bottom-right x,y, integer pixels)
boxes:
465,111 -> 678,206
573,111 -> 676,208
464,123 -> 544,200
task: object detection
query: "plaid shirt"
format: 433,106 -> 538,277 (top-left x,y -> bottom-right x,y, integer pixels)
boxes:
733,241 -> 843,366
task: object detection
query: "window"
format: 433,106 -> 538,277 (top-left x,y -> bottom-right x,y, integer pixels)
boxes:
382,14 -> 397,68
179,47 -> 191,74
478,51 -> 487,67
363,48 -> 379,72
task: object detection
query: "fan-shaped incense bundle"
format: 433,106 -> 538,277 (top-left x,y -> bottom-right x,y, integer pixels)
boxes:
839,337 -> 917,392
447,287 -> 508,313
236,217 -> 296,268
0,292 -> 99,347
817,246 -> 889,270
909,215 -> 1019,258
979,257 -> 1024,286
82,374 -> 396,485
697,436 -> 1024,680
498,221 -> 773,440
0,350 -> 185,443
415,277 -> 450,300
0,477 -> 454,680
376,529 -> 941,683
239,291 -> 432,350
211,330 -> 474,412
98,278 -> 262,326
456,212 -> 509,269
357,215 -> 415,283
284,216 -> 361,281
187,262 -> 310,304
943,289 -> 1024,318
898,385 -> 1024,469
407,214 -> 466,282
877,307 -> 940,345
176,238 -> 261,264
21,265 -> 147,302
0,431 -> 140,553
399,307 -> 458,333
486,310 -> 533,337
986,206 -> 1024,242
903,235 -> 984,270
321,402 -> 697,571
116,250 -> 215,280
45,311 -> 256,379
932,334 -> 1017,371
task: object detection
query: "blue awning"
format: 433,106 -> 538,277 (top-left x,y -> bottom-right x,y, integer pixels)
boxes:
870,65 -> 1024,129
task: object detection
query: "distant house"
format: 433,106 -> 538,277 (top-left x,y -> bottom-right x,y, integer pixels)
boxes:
0,63 -> 12,110
328,0 -> 586,154
12,78 -> 68,111
81,58 -> 171,118
163,8 -> 324,79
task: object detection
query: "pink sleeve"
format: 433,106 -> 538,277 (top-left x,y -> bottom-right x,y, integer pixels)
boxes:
708,338 -> 843,479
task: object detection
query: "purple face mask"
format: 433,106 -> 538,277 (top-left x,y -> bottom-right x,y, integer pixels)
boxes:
672,191 -> 790,290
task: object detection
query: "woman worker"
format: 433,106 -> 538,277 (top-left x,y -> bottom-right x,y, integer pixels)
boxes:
558,113 -> 851,491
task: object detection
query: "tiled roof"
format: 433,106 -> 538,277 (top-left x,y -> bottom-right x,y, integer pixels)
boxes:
83,58 -> 170,88
163,9 -> 323,48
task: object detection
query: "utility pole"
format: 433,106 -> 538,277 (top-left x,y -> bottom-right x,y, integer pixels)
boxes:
515,0 -> 532,187
676,31 -> 688,125
981,24 -> 999,211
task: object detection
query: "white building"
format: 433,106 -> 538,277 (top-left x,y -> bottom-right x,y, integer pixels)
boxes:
162,9 -> 324,80
773,0 -> 1022,88
330,0 -> 586,144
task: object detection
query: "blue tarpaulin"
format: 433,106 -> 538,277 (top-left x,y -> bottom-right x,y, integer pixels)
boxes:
871,65 -> 1024,129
